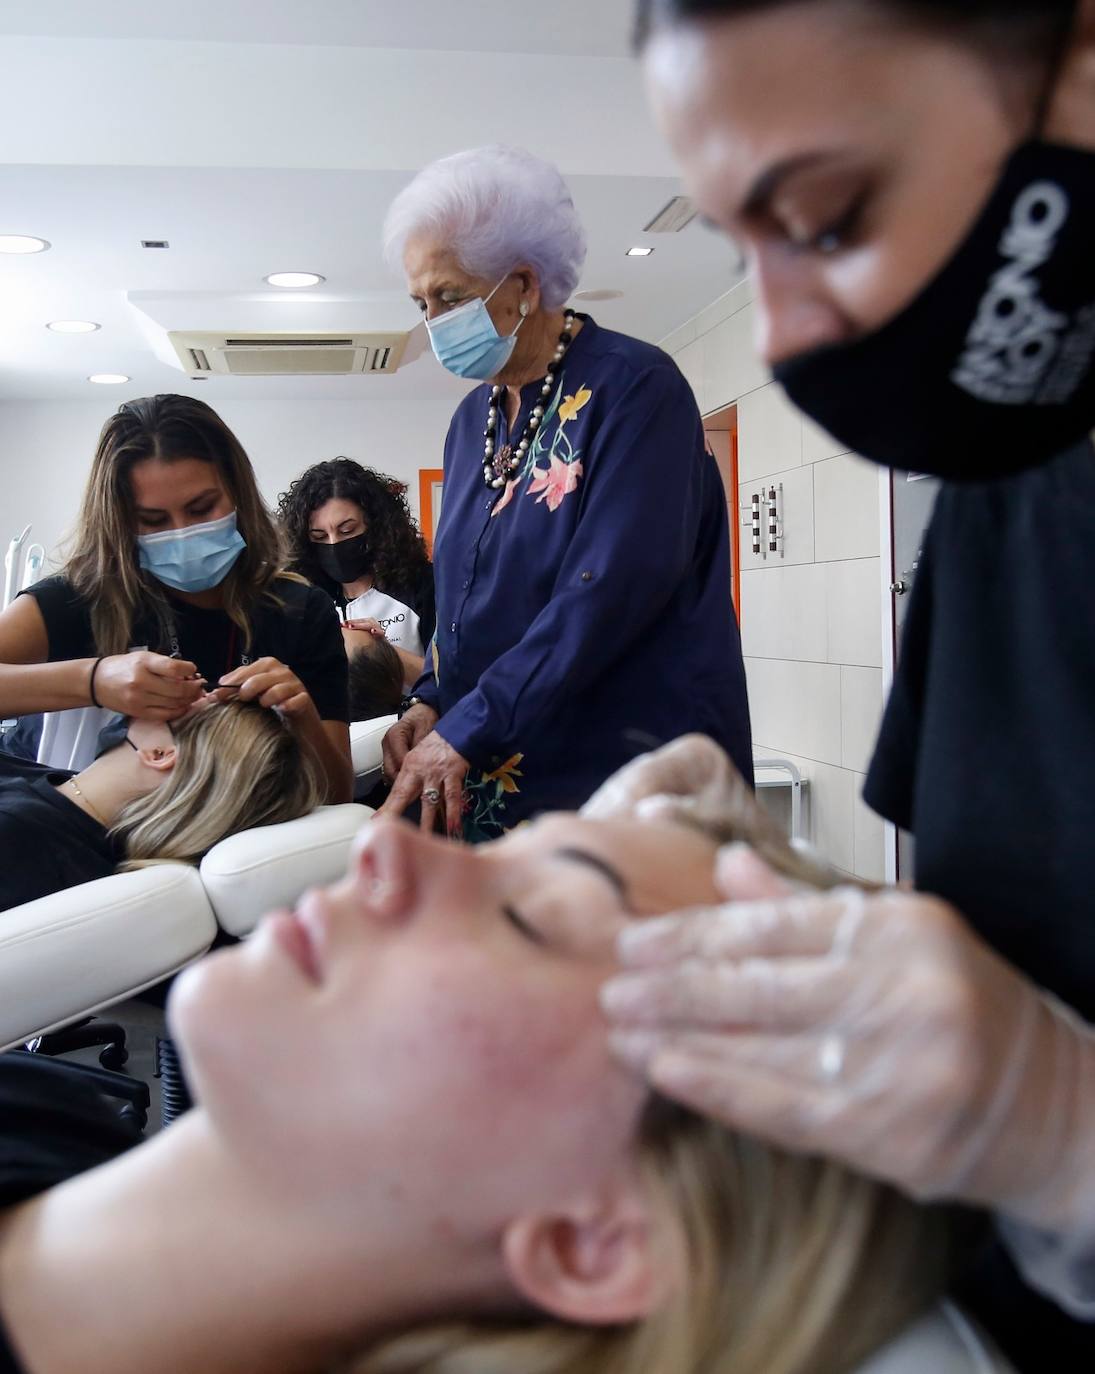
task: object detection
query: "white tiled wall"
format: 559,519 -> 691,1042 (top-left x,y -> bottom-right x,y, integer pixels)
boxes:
665,284 -> 888,880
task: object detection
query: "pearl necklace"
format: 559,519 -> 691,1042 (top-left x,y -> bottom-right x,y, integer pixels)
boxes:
483,310 -> 577,489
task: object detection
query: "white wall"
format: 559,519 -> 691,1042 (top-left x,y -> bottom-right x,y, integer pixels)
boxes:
0,396 -> 458,570
664,283 -> 887,881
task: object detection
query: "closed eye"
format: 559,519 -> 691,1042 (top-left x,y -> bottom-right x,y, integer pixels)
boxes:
502,903 -> 547,946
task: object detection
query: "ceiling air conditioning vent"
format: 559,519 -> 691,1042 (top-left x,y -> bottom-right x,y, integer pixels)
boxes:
168,330 -> 411,378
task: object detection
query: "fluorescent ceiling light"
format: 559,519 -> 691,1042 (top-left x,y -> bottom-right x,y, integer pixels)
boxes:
47,320 -> 100,333
88,373 -> 130,385
573,289 -> 624,302
0,235 -> 50,254
626,247 -> 654,258
265,271 -> 325,289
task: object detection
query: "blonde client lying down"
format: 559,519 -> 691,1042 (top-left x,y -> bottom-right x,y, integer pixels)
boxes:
0,698 -> 324,912
0,743 -> 992,1374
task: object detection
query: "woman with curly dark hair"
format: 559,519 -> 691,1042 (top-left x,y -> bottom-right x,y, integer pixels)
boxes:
277,458 -> 436,690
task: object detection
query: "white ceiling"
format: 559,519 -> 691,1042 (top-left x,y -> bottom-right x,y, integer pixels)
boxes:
0,0 -> 744,402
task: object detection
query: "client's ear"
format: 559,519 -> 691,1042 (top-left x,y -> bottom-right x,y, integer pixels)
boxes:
501,1173 -> 671,1326
136,743 -> 177,775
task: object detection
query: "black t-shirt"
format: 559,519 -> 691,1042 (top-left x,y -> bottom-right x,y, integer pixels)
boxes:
0,1054 -> 140,1373
864,438 -> 1095,1369
0,753 -> 119,912
865,439 -> 1094,1018
19,574 -> 349,724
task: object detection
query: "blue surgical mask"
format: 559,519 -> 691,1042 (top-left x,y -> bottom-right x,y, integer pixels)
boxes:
137,509 -> 246,593
425,277 -> 527,380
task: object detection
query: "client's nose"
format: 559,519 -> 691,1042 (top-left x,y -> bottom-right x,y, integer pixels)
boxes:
350,818 -> 463,926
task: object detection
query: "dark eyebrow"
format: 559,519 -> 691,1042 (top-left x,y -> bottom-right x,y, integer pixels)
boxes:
134,488 -> 220,516
740,151 -> 844,219
553,846 -> 629,904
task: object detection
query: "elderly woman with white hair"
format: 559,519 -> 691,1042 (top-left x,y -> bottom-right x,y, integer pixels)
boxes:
379,145 -> 751,840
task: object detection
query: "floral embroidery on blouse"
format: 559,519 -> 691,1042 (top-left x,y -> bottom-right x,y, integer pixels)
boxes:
490,374 -> 590,518
529,456 -> 584,512
558,385 -> 592,424
462,753 -> 525,842
482,753 -> 523,793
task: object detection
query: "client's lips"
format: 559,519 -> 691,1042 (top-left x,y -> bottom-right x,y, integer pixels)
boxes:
270,910 -> 321,984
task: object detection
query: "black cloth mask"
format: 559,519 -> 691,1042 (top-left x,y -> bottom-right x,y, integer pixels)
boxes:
773,140 -> 1095,480
315,532 -> 372,585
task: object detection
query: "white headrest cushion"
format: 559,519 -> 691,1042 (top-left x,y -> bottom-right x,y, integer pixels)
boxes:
0,864 -> 217,1051
199,803 -> 374,937
350,714 -> 396,778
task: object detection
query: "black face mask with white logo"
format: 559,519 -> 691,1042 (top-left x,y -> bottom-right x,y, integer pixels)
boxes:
315,532 -> 372,586
773,140 -> 1095,480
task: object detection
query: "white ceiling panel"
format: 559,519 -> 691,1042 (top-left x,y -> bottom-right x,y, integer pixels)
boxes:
0,0 -> 638,57
0,2 -> 743,402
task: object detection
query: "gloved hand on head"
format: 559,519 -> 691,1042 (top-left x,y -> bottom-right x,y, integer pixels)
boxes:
581,733 -> 756,829
592,736 -> 1095,1318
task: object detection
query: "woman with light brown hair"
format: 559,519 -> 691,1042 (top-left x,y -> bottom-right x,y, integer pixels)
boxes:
0,741 -> 1010,1373
0,394 -> 352,801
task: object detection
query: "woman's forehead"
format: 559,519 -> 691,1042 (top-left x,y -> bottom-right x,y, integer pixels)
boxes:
403,235 -> 481,290
494,813 -> 721,915
311,497 -> 363,524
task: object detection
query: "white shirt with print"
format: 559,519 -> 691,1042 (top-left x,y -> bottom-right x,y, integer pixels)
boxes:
344,587 -> 424,657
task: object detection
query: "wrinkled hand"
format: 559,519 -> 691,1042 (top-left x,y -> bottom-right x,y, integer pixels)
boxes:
380,704 -> 438,781
211,656 -> 319,725
92,651 -> 205,721
582,734 -> 755,829
602,846 -> 1095,1235
378,718 -> 468,836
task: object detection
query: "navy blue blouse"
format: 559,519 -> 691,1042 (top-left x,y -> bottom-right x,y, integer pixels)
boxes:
414,315 -> 752,840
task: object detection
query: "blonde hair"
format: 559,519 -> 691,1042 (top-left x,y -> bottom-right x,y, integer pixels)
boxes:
111,700 -> 324,868
65,394 -> 294,657
345,775 -> 969,1374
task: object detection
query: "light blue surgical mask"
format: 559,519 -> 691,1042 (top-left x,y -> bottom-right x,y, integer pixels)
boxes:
425,276 -> 528,380
137,509 -> 246,593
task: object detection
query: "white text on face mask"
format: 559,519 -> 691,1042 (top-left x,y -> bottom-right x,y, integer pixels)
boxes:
952,181 -> 1073,405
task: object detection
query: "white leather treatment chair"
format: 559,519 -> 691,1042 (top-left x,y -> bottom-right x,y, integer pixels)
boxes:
0,802 -> 374,1055
0,717 -> 394,1122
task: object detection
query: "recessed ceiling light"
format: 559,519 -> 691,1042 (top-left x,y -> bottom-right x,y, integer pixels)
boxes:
626,246 -> 654,258
47,320 -> 101,334
265,271 -> 325,289
573,289 -> 624,302
0,235 -> 50,254
88,373 -> 130,385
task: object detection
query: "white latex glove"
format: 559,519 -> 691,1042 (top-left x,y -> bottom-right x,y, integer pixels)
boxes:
581,733 -> 760,830
602,847 -> 1095,1253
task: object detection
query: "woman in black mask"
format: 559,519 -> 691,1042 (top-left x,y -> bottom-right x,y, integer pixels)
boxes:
278,458 -> 436,690
591,2 -> 1095,1368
